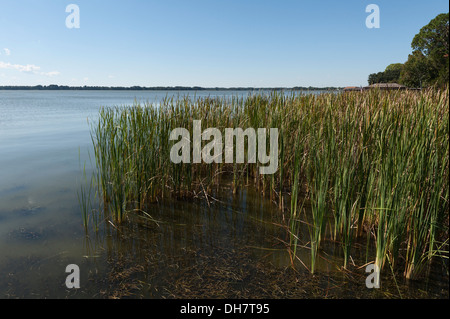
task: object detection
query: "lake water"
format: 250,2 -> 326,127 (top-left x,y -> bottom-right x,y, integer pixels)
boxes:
0,90 -> 447,299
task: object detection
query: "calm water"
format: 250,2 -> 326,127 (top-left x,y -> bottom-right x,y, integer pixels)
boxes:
0,90 -> 447,299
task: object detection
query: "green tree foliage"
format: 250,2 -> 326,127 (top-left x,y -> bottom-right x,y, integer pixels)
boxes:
399,51 -> 435,88
410,13 -> 449,87
384,63 -> 404,73
368,63 -> 403,85
368,13 -> 449,87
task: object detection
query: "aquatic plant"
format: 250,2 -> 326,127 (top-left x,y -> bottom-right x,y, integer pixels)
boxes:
84,87 -> 449,280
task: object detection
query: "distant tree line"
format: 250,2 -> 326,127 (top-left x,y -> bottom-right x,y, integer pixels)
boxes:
368,63 -> 404,85
0,85 -> 342,91
368,13 -> 449,88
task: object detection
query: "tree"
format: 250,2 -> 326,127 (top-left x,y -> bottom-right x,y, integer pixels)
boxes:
412,13 -> 449,58
368,72 -> 381,85
383,63 -> 403,83
411,13 -> 449,86
385,63 -> 404,73
399,51 -> 435,88
368,73 -> 376,85
367,13 -> 449,87
368,64 -> 403,85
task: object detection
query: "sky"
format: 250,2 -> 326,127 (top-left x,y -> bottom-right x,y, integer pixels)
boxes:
0,0 -> 448,88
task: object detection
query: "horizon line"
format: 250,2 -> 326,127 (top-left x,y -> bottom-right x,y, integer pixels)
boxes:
0,84 -> 345,91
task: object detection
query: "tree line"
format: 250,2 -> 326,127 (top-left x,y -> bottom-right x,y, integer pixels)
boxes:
368,13 -> 449,88
0,85 -> 342,91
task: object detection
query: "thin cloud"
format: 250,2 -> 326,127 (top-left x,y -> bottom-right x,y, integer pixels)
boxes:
0,61 -> 40,73
3,48 -> 11,56
0,61 -> 59,77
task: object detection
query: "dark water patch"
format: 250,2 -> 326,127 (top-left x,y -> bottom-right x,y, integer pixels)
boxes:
6,225 -> 58,243
77,198 -> 443,299
0,252 -> 89,299
0,184 -> 27,196
13,206 -> 45,217
72,180 -> 449,299
0,255 -> 44,298
8,227 -> 46,241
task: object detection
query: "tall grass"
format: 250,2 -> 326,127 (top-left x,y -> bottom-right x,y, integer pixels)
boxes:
85,88 -> 449,280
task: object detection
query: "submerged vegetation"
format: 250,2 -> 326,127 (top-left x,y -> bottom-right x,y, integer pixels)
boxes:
84,88 -> 449,284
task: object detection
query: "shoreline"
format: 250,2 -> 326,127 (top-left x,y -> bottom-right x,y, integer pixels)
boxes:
0,85 -> 343,91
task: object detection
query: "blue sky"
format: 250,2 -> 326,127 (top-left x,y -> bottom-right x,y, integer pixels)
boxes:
0,0 -> 448,87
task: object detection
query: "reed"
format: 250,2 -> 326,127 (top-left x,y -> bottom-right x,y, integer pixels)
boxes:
84,87 -> 449,280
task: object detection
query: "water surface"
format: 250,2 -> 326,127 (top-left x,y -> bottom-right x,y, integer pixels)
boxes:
0,90 -> 447,299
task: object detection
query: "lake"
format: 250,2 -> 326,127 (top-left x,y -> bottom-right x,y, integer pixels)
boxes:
0,90 -> 447,299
